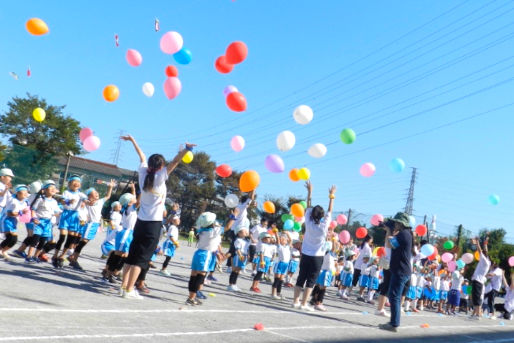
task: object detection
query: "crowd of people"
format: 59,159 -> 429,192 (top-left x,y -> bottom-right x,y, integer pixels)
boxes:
0,135 -> 513,333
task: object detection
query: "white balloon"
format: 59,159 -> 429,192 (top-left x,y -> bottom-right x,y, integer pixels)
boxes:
223,85 -> 238,97
293,105 -> 313,125
142,82 -> 155,97
224,194 -> 239,208
307,143 -> 327,158
276,130 -> 296,152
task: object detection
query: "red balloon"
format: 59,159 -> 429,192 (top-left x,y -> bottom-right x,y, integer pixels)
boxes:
377,247 -> 386,257
356,227 -> 368,239
225,41 -> 248,64
215,56 -> 233,74
216,164 -> 232,178
428,247 -> 439,261
415,224 -> 427,236
165,65 -> 178,77
226,92 -> 247,112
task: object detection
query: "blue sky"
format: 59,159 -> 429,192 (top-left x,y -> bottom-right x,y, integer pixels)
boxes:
1,1 -> 513,242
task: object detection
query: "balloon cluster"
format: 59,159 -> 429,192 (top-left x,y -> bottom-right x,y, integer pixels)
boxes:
215,41 -> 248,74
80,127 -> 101,152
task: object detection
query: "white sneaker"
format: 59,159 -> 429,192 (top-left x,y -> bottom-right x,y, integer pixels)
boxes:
490,315 -> 497,320
118,286 -> 126,297
160,270 -> 171,277
227,285 -> 235,292
301,304 -> 315,312
204,279 -> 211,286
123,289 -> 143,300
272,295 -> 281,300
292,302 -> 301,309
232,285 -> 240,292
375,309 -> 389,317
251,270 -> 257,276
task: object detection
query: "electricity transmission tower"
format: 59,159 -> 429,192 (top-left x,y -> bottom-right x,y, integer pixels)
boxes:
404,167 -> 417,215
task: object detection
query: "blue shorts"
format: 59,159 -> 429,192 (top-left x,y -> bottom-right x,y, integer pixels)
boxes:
33,218 -> 52,237
447,289 -> 460,306
162,239 -> 176,257
406,285 -> 417,300
369,277 -> 379,290
416,286 -> 423,299
59,210 -> 80,232
101,242 -> 115,256
317,270 -> 334,287
82,222 -> 100,241
191,249 -> 212,272
287,259 -> 299,274
255,256 -> 272,273
440,290 -> 448,301
232,254 -> 247,269
423,288 -> 435,300
273,261 -> 289,275
359,274 -> 370,288
433,290 -> 441,301
25,222 -> 34,231
208,252 -> 217,272
340,271 -> 354,287
2,216 -> 18,233
115,228 -> 133,253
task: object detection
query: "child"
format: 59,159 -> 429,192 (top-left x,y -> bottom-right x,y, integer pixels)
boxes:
271,231 -> 291,299
405,272 -> 418,312
310,240 -> 338,311
438,273 -> 450,313
227,223 -> 249,292
494,273 -> 513,320
357,256 -> 371,301
187,228 -> 195,247
460,279 -> 470,314
0,185 -> 29,259
416,270 -> 426,311
367,257 -> 381,305
423,278 -> 435,310
66,181 -> 114,270
250,232 -> 275,293
447,268 -> 464,315
160,215 -> 180,277
432,272 -> 441,310
25,181 -> 61,262
0,168 -> 14,214
284,240 -> 302,288
186,212 -> 223,306
12,180 -> 42,259
101,201 -> 122,258
338,251 -> 356,300
54,175 -> 87,267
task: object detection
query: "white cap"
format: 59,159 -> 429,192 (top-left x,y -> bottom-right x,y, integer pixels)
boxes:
0,168 -> 14,177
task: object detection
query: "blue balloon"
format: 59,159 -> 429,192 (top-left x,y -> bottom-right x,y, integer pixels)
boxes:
283,219 -> 294,230
420,244 -> 434,257
456,259 -> 465,270
488,194 -> 500,206
389,158 -> 405,173
173,48 -> 192,65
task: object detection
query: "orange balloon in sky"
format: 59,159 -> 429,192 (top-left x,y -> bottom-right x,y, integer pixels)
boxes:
239,170 -> 260,192
103,85 -> 120,102
290,203 -> 304,218
289,168 -> 300,182
263,201 -> 275,214
26,18 -> 49,36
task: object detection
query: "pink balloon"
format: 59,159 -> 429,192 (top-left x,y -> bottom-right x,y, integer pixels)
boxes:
441,252 -> 454,263
370,214 -> 384,226
337,214 -> 348,225
223,85 -> 238,97
360,162 -> 376,177
329,220 -> 337,229
295,216 -> 305,224
160,31 -> 183,54
509,255 -> 514,267
19,211 -> 31,224
339,230 -> 350,244
83,135 -> 101,152
461,252 -> 474,264
126,49 -> 142,67
79,128 -> 93,142
163,77 -> 182,100
230,135 -> 245,152
265,154 -> 285,173
447,260 -> 457,272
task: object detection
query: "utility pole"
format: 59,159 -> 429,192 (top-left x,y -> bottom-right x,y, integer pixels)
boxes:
111,130 -> 124,165
61,151 -> 74,193
404,167 -> 417,215
346,208 -> 352,230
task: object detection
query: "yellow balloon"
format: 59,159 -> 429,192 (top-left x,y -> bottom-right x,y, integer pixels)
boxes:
372,247 -> 380,256
474,250 -> 480,261
182,151 -> 193,164
32,108 -> 46,122
298,167 -> 310,180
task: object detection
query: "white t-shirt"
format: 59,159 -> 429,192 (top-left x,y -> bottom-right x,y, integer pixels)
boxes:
291,247 -> 301,260
451,271 -> 464,291
86,199 -> 105,223
138,161 -> 168,222
250,224 -> 267,246
234,237 -> 250,255
259,243 -> 276,258
197,226 -> 223,251
410,273 -> 418,286
231,199 -> 251,231
504,287 -> 514,313
433,275 -> 441,290
62,190 -> 87,211
167,224 -> 179,241
301,208 -> 332,257
354,242 -> 372,270
5,196 -> 28,216
321,251 -> 337,272
441,280 -> 450,292
78,205 -> 88,222
489,267 -> 503,291
277,244 -> 291,263
122,205 -> 138,230
472,252 -> 491,284
417,274 -> 426,288
369,264 -> 379,278
343,260 -> 354,274
110,211 -> 122,231
32,197 -> 61,219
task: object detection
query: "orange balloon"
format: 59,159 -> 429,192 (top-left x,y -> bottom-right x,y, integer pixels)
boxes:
26,18 -> 49,36
239,170 -> 260,192
291,203 -> 304,218
263,201 -> 275,214
289,168 -> 300,182
103,85 -> 120,102
474,251 -> 480,261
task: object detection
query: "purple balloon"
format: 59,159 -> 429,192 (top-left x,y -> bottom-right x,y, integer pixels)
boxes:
265,154 -> 285,173
223,85 -> 238,97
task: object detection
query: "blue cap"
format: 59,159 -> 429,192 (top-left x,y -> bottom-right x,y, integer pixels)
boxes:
68,175 -> 82,182
15,184 -> 28,193
85,188 -> 96,195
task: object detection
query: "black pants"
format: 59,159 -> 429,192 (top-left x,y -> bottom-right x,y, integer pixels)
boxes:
352,268 -> 362,287
379,269 -> 391,296
295,254 -> 323,289
248,245 -> 257,262
471,280 -> 484,306
485,290 -> 498,314
125,219 -> 162,269
494,303 -> 512,320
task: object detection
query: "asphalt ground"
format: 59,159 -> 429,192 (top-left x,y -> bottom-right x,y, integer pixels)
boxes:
0,231 -> 512,343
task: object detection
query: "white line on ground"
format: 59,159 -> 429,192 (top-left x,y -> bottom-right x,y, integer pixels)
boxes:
265,330 -> 310,343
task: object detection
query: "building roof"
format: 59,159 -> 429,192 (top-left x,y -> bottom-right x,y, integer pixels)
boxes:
57,156 -> 136,179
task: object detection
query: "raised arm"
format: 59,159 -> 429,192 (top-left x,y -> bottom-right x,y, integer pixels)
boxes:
121,135 -> 146,163
128,182 -> 136,196
104,180 -> 115,200
305,181 -> 312,208
327,185 -> 336,213
166,143 -> 196,175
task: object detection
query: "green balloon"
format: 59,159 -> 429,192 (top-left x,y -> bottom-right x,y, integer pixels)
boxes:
443,240 -> 454,250
281,214 -> 293,222
340,128 -> 356,144
293,222 -> 302,232
299,201 -> 307,209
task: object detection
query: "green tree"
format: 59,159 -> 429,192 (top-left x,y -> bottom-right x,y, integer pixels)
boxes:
0,94 -> 82,184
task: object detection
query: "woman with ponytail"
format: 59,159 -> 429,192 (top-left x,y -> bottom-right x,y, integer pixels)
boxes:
119,134 -> 195,299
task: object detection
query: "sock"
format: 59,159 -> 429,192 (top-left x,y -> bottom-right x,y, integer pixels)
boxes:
74,240 -> 87,254
368,290 -> 375,302
195,274 -> 206,291
55,233 -> 66,252
43,242 -> 56,253
272,278 -> 280,290
229,271 -> 237,285
233,272 -> 239,285
405,300 -> 411,311
343,289 -> 348,297
285,275 -> 290,284
277,279 -> 283,294
413,299 -> 418,309
318,288 -> 326,303
64,234 -> 75,249
188,275 -> 197,292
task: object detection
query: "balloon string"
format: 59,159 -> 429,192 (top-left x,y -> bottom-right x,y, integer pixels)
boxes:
114,34 -> 119,47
